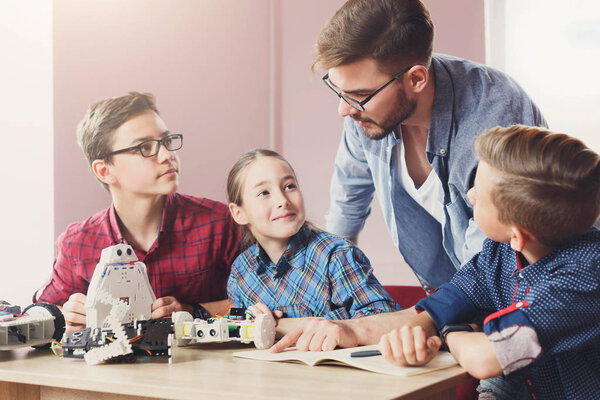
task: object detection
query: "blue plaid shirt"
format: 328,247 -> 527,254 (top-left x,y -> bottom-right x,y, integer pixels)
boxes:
227,226 -> 400,319
417,229 -> 600,400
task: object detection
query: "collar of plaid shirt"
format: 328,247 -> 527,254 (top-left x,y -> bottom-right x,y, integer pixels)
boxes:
252,224 -> 313,275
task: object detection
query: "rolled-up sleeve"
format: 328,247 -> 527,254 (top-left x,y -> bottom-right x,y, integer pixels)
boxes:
326,118 -> 376,238
326,245 -> 400,319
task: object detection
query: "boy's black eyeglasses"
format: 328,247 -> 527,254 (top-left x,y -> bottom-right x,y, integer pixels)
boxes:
103,133 -> 183,159
322,65 -> 416,111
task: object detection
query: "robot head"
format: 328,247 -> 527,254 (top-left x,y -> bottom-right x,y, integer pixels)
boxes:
98,244 -> 138,265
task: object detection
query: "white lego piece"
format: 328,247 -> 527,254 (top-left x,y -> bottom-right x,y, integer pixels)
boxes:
171,311 -> 193,347
85,244 -> 156,331
0,314 -> 56,350
84,303 -> 133,365
0,303 -> 62,350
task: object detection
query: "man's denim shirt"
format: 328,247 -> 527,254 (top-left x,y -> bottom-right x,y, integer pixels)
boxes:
326,54 -> 546,291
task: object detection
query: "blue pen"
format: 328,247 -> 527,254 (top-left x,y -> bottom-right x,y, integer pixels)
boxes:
350,350 -> 382,358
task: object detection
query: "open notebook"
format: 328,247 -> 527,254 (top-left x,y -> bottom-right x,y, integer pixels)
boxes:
233,344 -> 458,377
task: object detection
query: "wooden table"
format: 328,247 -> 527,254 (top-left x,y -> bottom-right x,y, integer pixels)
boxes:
0,343 -> 469,400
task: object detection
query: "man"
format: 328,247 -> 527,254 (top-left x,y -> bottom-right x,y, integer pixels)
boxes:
273,0 -> 545,353
34,92 -> 240,333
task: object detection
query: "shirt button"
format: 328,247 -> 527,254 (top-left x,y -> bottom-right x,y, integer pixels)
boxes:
439,148 -> 447,155
519,273 -> 523,278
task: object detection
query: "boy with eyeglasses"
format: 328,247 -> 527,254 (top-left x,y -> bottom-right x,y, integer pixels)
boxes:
34,92 -> 240,333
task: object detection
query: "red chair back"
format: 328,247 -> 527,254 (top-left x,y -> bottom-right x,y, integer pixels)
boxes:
383,285 -> 427,308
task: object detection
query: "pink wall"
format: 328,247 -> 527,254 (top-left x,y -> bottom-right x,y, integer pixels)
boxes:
54,0 -> 484,285
54,0 -> 273,232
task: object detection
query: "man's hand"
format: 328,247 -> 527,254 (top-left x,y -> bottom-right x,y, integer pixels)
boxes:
151,296 -> 192,319
379,325 -> 441,367
62,293 -> 87,333
270,318 -> 358,353
247,303 -> 284,319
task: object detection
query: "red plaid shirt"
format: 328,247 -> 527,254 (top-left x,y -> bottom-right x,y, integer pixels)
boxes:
35,193 -> 241,306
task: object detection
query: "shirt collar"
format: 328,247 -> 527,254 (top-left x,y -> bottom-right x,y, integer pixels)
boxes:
427,55 -> 454,159
108,203 -> 126,243
107,193 -> 175,245
159,193 -> 176,236
252,224 -> 312,273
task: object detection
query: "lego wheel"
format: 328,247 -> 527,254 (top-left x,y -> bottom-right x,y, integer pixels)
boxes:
23,302 -> 66,348
253,313 -> 277,349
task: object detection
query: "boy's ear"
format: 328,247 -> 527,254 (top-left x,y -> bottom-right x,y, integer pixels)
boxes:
91,159 -> 117,186
228,203 -> 248,226
509,227 -> 528,252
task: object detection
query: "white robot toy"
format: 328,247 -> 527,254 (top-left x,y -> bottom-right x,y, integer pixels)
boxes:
62,244 -> 171,365
85,243 -> 155,330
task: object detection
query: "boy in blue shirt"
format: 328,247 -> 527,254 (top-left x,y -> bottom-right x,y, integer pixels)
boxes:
379,125 -> 600,399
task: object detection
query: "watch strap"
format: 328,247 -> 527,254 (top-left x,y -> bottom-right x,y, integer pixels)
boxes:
440,323 -> 474,350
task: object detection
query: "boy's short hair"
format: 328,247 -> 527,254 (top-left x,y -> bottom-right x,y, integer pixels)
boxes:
314,0 -> 434,73
475,125 -> 600,247
77,92 -> 159,190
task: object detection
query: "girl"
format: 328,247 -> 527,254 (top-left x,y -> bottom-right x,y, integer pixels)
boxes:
226,149 -> 399,321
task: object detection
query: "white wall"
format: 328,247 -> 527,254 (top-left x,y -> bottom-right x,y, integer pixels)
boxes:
0,2 -> 54,307
486,0 -> 600,152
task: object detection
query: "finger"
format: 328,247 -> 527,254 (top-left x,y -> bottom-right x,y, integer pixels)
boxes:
168,300 -> 185,313
427,336 -> 442,355
401,327 -> 417,364
308,329 -> 327,352
255,303 -> 271,314
152,296 -> 173,311
64,310 -> 86,327
69,292 -> 87,305
272,310 -> 284,319
378,334 -> 395,364
270,329 -> 303,353
295,328 -> 317,352
320,323 -> 344,351
65,323 -> 86,334
151,306 -> 169,319
247,305 -> 264,316
63,299 -> 86,315
321,329 -> 341,352
389,329 -> 407,366
413,326 -> 429,363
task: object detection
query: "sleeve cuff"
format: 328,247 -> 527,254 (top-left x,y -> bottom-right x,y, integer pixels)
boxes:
415,283 -> 478,330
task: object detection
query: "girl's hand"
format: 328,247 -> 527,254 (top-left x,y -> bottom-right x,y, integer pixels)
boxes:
247,303 -> 284,319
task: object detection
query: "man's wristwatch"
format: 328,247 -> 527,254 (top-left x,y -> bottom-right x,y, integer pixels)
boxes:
440,324 -> 474,350
191,303 -> 211,320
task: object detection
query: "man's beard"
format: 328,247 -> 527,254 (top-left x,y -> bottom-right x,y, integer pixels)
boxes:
353,91 -> 417,140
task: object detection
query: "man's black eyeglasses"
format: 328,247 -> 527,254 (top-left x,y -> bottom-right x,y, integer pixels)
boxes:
322,65 -> 415,111
103,133 -> 183,159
